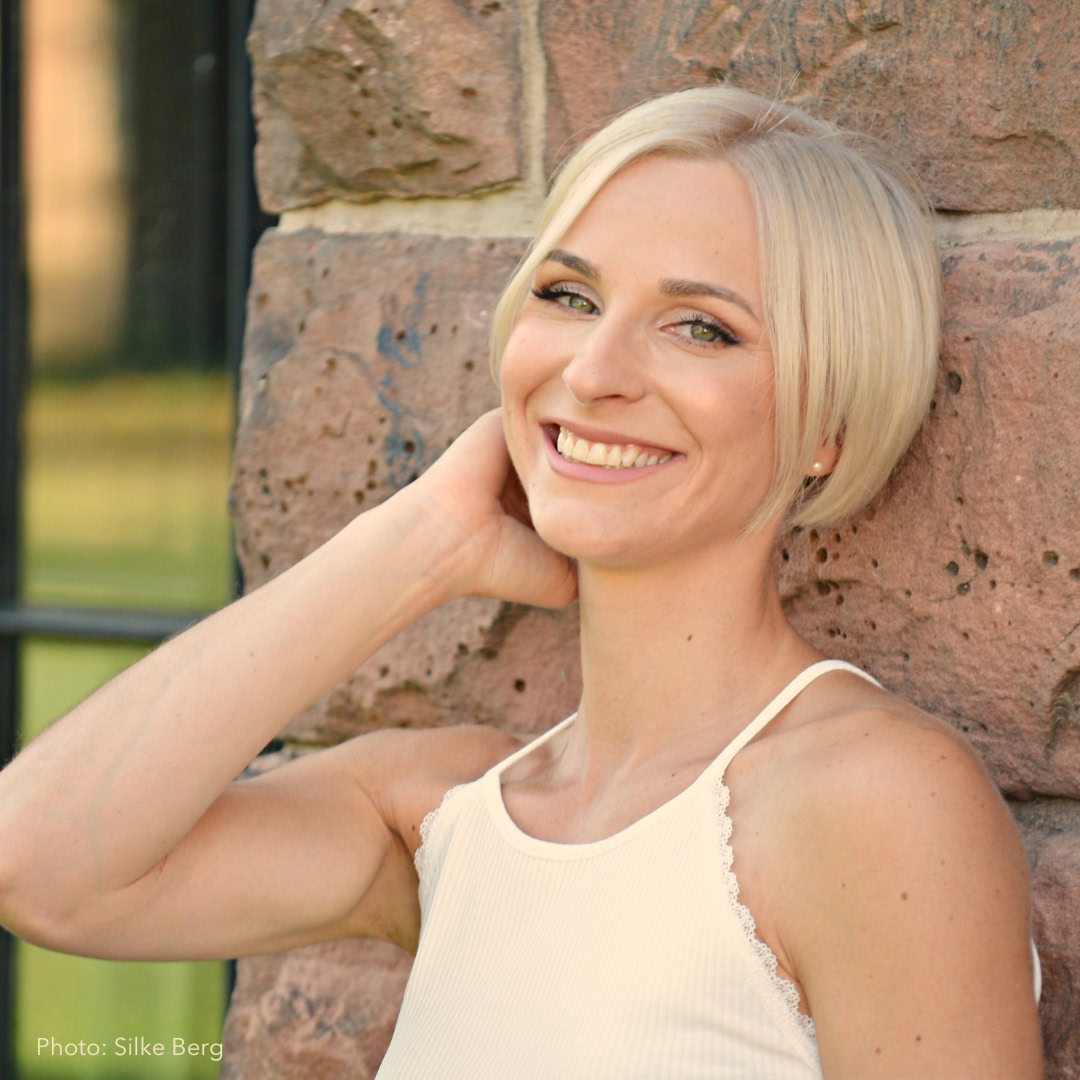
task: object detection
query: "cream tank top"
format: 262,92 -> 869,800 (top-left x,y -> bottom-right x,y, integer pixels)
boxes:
374,660 -> 1039,1078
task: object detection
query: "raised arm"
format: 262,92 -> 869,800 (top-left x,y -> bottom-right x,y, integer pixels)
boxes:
0,409 -> 575,960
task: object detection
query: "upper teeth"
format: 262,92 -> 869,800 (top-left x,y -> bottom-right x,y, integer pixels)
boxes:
555,426 -> 672,469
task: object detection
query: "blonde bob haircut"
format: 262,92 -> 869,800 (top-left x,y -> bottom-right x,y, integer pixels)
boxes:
489,86 -> 942,532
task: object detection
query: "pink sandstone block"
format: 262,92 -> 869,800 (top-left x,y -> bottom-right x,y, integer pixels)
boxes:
540,0 -> 1080,211
778,237 -> 1080,799
249,0 -> 523,212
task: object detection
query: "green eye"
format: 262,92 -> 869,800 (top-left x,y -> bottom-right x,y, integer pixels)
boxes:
531,285 -> 597,313
677,317 -> 739,346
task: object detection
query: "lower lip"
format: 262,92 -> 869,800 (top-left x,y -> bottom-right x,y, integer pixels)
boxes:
542,427 -> 682,484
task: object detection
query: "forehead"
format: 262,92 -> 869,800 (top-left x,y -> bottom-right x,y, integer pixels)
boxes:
554,155 -> 761,297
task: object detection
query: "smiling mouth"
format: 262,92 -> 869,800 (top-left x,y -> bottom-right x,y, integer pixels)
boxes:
547,424 -> 674,469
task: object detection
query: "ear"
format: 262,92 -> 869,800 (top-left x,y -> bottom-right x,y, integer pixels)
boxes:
807,440 -> 840,478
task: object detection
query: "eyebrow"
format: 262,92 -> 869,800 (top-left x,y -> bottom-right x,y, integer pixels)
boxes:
543,248 -> 759,322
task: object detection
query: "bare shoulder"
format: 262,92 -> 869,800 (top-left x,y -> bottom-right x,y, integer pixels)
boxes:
770,686 -> 1042,1076
334,722 -> 524,857
778,689 -> 1019,866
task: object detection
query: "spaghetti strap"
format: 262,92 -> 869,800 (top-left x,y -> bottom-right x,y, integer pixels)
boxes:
488,713 -> 576,778
708,659 -> 881,778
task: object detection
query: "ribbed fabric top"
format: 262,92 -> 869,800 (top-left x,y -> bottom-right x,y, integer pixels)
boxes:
375,660 -> 890,1079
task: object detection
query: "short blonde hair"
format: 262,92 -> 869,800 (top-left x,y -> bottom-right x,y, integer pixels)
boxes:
490,87 -> 942,532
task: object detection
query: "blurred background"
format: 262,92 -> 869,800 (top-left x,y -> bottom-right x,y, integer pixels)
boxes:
1,1 -> 270,1076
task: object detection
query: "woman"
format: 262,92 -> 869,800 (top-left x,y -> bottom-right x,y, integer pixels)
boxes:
0,87 -> 1042,1077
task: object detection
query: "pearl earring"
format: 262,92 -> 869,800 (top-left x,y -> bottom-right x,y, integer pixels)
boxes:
811,461 -> 824,474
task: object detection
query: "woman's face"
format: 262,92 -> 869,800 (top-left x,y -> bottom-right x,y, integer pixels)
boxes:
500,154 -> 777,568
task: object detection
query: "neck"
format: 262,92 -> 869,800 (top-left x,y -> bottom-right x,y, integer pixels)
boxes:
570,536 -> 818,775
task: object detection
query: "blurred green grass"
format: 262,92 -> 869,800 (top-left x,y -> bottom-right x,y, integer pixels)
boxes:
21,371 -> 233,611
16,371 -> 233,1079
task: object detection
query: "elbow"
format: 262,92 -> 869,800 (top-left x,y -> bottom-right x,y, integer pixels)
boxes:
0,855 -> 94,953
0,867 -> 55,949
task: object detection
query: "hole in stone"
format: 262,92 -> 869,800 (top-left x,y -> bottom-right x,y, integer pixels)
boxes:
354,490 -> 365,504
974,550 -> 989,570
461,87 -> 477,98
945,560 -> 959,575
513,678 -> 526,692
1044,551 -> 1059,566
816,547 -> 828,563
957,581 -> 971,595
403,440 -> 416,453
946,371 -> 962,394
1070,568 -> 1080,581
464,360 -> 475,371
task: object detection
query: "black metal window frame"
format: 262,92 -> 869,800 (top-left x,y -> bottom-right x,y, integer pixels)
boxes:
0,1 -> 267,1073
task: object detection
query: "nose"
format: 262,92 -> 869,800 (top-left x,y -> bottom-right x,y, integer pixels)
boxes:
560,310 -> 647,407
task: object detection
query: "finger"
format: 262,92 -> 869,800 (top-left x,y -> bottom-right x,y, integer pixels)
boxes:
499,466 -> 533,530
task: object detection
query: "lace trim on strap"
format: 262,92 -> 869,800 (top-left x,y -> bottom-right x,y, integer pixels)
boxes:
715,776 -> 818,1050
414,783 -> 467,880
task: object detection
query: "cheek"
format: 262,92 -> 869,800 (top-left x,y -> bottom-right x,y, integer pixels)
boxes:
498,318 -> 558,406
498,323 -> 547,471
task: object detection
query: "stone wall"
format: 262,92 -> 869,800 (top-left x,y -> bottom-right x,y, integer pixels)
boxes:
221,2 -> 1080,1076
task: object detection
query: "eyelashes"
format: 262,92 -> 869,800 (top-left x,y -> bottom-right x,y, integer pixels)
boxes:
671,313 -> 741,347
532,283 -> 596,312
530,283 -> 742,347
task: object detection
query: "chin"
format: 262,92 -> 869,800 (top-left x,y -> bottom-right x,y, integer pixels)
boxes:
528,501 -> 623,562
527,498 -> 677,570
